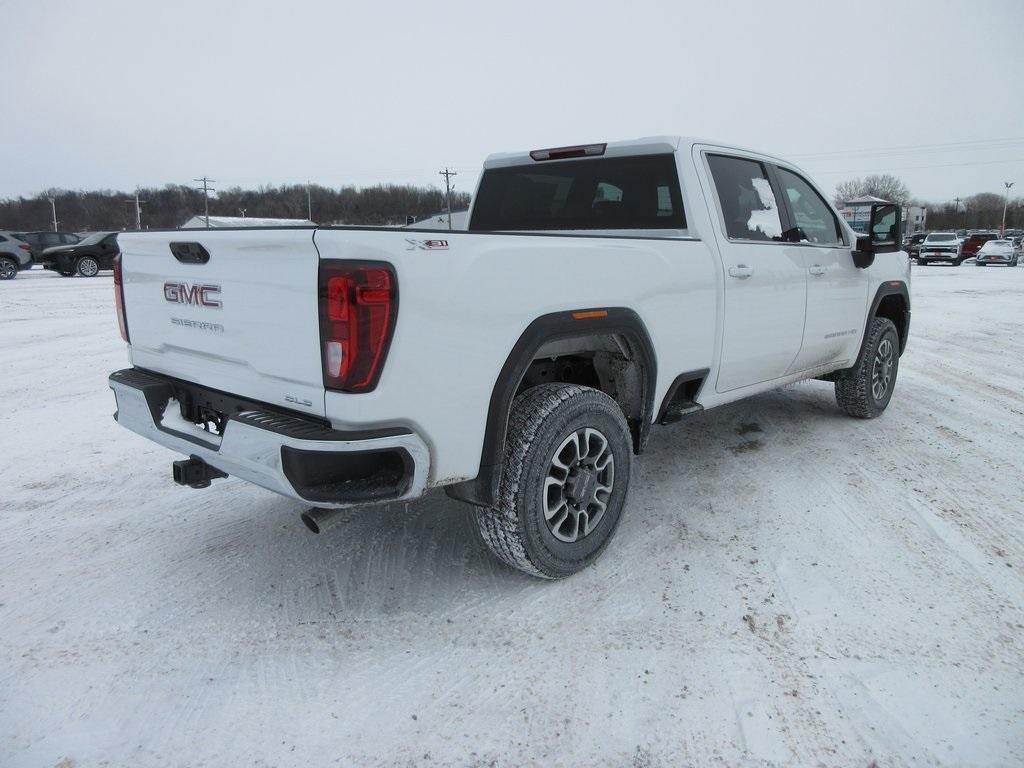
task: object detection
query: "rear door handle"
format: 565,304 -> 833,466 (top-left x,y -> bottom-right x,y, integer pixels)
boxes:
728,265 -> 754,279
808,264 -> 826,276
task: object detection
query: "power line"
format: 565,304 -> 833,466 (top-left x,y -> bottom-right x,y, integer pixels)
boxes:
790,136 -> 1024,160
811,156 -> 1024,176
194,176 -> 216,228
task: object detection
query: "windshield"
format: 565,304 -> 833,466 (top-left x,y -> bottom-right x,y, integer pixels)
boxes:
77,232 -> 110,246
926,233 -> 957,242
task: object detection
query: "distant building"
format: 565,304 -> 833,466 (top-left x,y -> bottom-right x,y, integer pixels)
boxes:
838,195 -> 926,234
180,215 -> 315,229
404,209 -> 469,230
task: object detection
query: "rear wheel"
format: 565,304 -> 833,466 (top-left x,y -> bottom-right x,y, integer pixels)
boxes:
76,256 -> 100,277
835,317 -> 899,419
0,257 -> 17,280
473,383 -> 633,579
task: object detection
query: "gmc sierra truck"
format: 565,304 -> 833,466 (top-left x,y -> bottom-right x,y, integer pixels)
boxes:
108,137 -> 910,578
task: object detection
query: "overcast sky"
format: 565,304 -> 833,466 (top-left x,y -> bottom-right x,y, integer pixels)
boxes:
3,0 -> 1023,204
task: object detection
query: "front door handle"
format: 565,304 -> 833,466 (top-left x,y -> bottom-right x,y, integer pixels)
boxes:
728,265 -> 754,279
808,264 -> 827,276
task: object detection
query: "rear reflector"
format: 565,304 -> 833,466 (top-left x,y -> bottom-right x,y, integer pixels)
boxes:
318,260 -> 397,392
530,143 -> 607,161
113,253 -> 129,342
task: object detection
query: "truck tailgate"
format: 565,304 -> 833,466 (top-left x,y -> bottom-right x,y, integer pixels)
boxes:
118,229 -> 326,418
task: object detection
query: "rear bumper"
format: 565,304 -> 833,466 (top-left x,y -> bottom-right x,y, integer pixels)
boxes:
108,368 -> 429,508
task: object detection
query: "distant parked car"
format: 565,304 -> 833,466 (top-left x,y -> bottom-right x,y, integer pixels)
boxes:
17,231 -> 81,261
960,232 -> 1000,261
904,232 -> 927,259
917,232 -> 962,265
39,231 -> 119,277
975,239 -> 1019,267
0,231 -> 35,280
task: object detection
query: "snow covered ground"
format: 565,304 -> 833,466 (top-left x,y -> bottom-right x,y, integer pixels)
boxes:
1,264 -> 1022,767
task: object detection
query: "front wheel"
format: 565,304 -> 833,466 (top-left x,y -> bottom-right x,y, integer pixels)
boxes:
473,383 -> 633,579
76,256 -> 100,277
834,317 -> 900,419
0,257 -> 17,280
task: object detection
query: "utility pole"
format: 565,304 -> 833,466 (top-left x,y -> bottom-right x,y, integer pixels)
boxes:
953,196 -> 961,230
439,168 -> 457,230
238,208 -> 247,218
194,177 -> 216,228
123,192 -> 147,230
47,196 -> 58,231
1001,181 -> 1015,236
307,182 -> 313,222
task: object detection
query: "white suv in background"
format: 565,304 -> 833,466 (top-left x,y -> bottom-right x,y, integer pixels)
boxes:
917,232 -> 963,266
0,232 -> 34,280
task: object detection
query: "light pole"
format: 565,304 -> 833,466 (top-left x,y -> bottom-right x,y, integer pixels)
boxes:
47,197 -> 58,231
1001,181 -> 1015,236
123,192 -> 146,230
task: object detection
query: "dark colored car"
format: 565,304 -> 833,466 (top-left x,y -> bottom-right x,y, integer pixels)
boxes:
40,231 -> 119,277
17,231 -> 81,261
904,232 -> 927,259
961,232 -> 999,260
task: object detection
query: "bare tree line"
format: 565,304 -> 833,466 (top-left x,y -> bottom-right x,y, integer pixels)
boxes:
0,183 -> 472,232
833,174 -> 1021,231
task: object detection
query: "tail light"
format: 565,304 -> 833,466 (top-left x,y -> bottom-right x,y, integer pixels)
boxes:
18,243 -> 31,251
318,260 -> 397,392
113,253 -> 129,342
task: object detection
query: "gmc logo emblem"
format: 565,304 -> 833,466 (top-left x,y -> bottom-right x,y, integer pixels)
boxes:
163,282 -> 222,308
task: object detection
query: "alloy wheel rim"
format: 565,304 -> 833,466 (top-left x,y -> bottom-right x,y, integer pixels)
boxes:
0,260 -> 15,279
80,258 -> 99,276
871,337 -> 894,401
543,427 -> 615,543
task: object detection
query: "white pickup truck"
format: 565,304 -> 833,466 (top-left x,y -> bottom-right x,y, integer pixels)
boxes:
108,136 -> 910,578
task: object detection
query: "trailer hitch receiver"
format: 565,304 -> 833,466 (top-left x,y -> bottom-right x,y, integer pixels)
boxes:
172,455 -> 228,489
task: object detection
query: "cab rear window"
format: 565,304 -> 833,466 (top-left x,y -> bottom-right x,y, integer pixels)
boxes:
469,154 -> 685,232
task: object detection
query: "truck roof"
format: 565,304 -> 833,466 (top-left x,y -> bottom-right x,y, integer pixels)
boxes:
482,136 -> 791,169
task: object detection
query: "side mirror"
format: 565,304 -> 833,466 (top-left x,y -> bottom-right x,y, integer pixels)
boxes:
853,203 -> 901,268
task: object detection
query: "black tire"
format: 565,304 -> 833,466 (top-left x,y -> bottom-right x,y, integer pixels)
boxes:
474,383 -> 633,579
76,256 -> 100,277
0,257 -> 17,280
834,317 -> 900,419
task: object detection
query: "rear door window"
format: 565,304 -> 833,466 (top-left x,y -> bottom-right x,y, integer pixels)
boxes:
706,154 -> 783,241
469,154 -> 686,231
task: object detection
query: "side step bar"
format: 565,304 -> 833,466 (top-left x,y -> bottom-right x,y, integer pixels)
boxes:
657,368 -> 709,425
